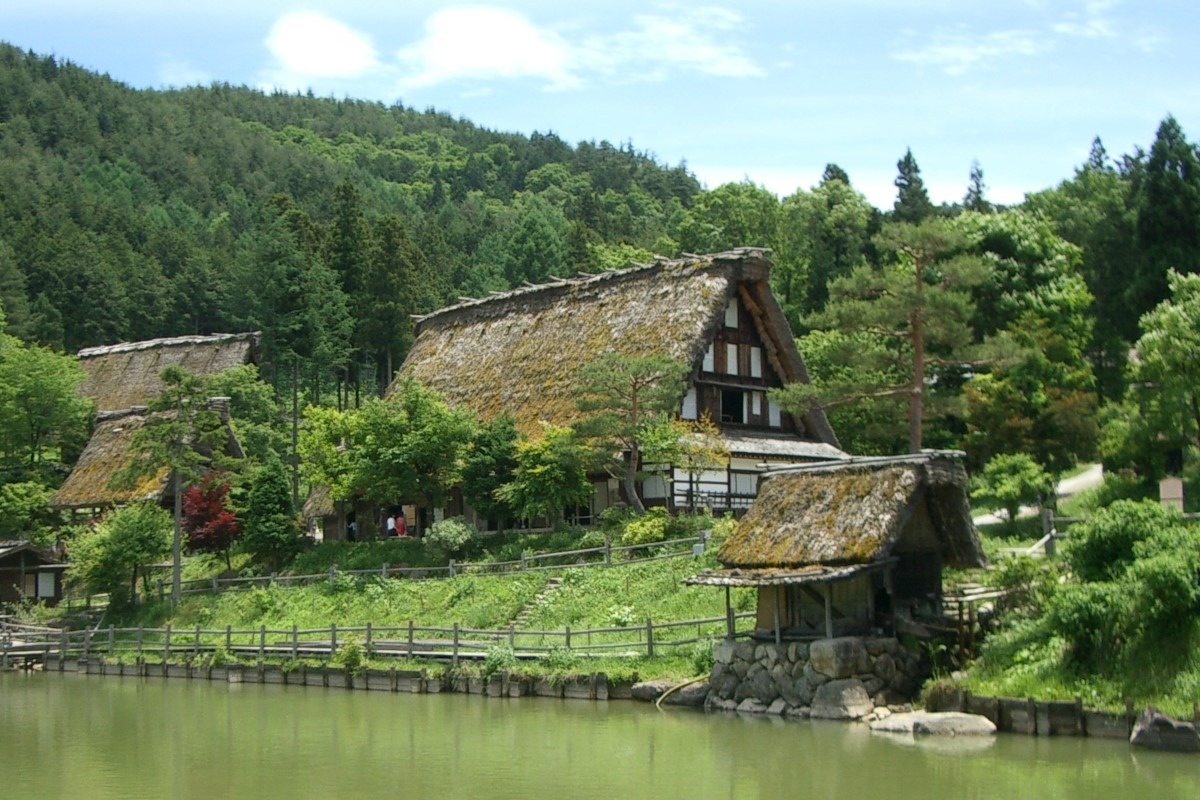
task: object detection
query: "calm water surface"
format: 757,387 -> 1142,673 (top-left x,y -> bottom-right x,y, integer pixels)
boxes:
3,672 -> 1198,800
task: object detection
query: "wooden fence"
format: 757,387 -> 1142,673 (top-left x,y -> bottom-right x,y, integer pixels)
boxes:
155,534 -> 710,603
1013,509 -> 1200,558
1,611 -> 756,669
52,534 -> 711,610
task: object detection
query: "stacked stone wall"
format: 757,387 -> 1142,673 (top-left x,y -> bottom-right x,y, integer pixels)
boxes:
707,636 -> 926,719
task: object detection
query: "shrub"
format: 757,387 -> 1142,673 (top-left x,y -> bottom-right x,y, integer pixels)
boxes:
332,637 -> 366,673
425,516 -> 480,561
689,639 -> 715,676
1065,499 -> 1182,582
619,507 -> 670,546
482,643 -> 517,678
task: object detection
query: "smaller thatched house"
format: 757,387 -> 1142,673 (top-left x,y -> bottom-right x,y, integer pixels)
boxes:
0,540 -> 67,606
686,453 -> 986,641
52,332 -> 259,515
51,405 -> 245,512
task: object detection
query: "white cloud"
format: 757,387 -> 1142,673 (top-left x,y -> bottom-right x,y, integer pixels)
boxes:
581,8 -> 764,80
1053,0 -> 1118,38
893,28 -> 1048,75
394,4 -> 763,91
265,11 -> 378,78
396,6 -> 579,90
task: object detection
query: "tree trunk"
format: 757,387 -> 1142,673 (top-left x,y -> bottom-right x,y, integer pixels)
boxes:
625,446 -> 646,513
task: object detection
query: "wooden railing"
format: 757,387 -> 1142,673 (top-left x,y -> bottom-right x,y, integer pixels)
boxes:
148,534 -> 712,601
1,612 -> 756,667
1025,509 -> 1200,557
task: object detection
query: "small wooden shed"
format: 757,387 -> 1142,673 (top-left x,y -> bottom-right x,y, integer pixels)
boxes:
0,540 -> 67,606
686,453 -> 986,640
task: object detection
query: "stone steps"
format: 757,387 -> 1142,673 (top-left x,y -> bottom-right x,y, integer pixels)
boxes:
507,577 -> 563,630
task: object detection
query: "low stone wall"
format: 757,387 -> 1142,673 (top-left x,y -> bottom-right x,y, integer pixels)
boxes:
42,655 -> 631,700
706,636 -> 926,719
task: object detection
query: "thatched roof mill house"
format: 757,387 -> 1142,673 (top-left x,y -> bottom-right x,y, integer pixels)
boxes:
0,540 -> 67,606
51,333 -> 259,514
686,453 -> 986,642
387,248 -> 844,527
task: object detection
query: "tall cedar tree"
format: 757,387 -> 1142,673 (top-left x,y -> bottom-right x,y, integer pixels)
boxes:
1132,116 -> 1200,320
893,149 -> 935,224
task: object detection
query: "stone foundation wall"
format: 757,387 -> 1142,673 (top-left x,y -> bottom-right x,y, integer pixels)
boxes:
707,636 -> 926,719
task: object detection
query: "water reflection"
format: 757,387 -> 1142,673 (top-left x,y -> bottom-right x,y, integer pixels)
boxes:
3,672 -> 1197,800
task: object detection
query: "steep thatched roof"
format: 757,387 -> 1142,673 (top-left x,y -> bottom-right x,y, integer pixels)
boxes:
51,411 -> 169,509
711,453 -> 985,571
78,332 -> 259,413
303,484 -> 334,519
393,249 -> 838,446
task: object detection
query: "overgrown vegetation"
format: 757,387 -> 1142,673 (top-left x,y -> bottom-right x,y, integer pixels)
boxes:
963,500 -> 1200,717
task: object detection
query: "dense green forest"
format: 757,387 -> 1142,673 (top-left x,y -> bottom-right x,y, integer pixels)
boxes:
2,41 -> 1199,501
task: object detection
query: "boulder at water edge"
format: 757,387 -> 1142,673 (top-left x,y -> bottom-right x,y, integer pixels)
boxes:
870,711 -> 996,736
1129,707 -> 1200,753
810,678 -> 874,720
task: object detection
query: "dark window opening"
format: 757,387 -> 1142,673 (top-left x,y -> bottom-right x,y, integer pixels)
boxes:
721,389 -> 744,424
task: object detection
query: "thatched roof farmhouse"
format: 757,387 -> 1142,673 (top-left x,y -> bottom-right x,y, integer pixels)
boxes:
687,453 -> 986,640
51,333 -> 258,512
389,248 -> 844,521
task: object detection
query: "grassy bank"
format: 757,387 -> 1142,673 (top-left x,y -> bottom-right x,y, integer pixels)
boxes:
85,540 -> 753,684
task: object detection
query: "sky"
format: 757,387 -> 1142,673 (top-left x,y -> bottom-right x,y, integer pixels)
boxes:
4,1 -> 1197,209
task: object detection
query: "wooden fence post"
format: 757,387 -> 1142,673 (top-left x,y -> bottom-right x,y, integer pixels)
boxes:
1042,508 -> 1056,557
193,624 -> 201,659
605,536 -> 612,565
449,559 -> 456,578
211,576 -> 218,593
646,618 -> 654,658
565,625 -> 571,651
331,623 -> 338,653
292,624 -> 299,660
508,625 -> 515,650
452,623 -> 460,667
328,564 -> 336,588
366,622 -> 373,657
258,625 -> 265,661
225,625 -> 232,653
407,620 -> 414,659
164,625 -> 172,662
108,625 -> 114,657
382,563 -> 389,579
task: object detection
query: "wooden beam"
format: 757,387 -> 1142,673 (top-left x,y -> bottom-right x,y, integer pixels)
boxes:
823,584 -> 834,639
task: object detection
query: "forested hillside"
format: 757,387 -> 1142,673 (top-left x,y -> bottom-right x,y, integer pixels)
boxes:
0,44 -> 699,390
2,42 -> 1199,494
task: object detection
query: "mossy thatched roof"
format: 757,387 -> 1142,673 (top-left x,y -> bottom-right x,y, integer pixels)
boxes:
50,411 -> 170,509
78,332 -> 259,413
713,453 -> 985,571
393,249 -> 837,445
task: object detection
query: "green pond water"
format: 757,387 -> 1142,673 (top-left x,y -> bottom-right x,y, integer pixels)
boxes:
2,672 -> 1197,800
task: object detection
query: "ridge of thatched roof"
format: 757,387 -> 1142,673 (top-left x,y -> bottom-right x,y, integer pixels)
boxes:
394,249 -> 838,445
716,453 -> 985,570
78,332 -> 259,413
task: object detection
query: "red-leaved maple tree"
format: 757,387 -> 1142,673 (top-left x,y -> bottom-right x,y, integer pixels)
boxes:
181,472 -> 241,570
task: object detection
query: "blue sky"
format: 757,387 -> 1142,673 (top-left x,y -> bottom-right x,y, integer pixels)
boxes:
5,1 -> 1197,209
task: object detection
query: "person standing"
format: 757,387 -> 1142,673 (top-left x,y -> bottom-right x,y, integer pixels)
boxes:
386,513 -> 396,537
395,511 -> 407,537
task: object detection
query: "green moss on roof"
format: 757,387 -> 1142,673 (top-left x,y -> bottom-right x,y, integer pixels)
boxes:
717,457 -> 986,570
